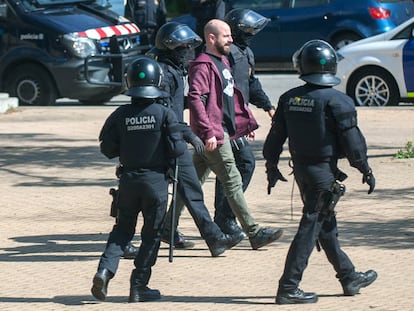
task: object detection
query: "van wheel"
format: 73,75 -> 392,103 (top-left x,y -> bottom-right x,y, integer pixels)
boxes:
331,33 -> 362,50
347,67 -> 399,107
6,64 -> 57,106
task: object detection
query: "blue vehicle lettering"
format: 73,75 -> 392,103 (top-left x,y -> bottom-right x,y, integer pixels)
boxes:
402,39 -> 414,97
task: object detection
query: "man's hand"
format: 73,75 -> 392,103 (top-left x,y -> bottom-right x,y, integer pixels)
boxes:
266,164 -> 287,194
190,136 -> 205,155
246,131 -> 255,141
267,108 -> 275,119
362,170 -> 375,194
205,136 -> 217,152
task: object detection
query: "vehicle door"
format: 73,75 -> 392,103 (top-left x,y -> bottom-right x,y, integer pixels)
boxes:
0,0 -> 44,54
277,0 -> 332,62
402,24 -> 414,96
0,0 -> 34,66
229,0 -> 287,63
0,0 -> 12,57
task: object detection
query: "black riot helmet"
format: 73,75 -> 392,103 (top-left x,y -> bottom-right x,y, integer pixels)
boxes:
124,56 -> 163,99
155,22 -> 202,67
155,22 -> 202,50
292,39 -> 340,86
224,8 -> 269,47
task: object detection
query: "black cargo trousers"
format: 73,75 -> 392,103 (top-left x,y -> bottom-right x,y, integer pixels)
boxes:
164,147 -> 224,242
97,169 -> 168,288
278,159 -> 356,292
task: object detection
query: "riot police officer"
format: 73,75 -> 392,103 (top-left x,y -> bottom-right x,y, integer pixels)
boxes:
263,40 -> 377,304
190,0 -> 226,55
214,8 -> 275,236
91,56 -> 186,303
147,21 -> 245,255
125,0 -> 167,46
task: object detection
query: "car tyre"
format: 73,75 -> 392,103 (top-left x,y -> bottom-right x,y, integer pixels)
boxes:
347,67 -> 399,107
6,64 -> 57,106
331,33 -> 362,50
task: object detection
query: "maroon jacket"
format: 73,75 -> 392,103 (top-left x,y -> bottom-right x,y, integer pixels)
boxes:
188,52 -> 258,145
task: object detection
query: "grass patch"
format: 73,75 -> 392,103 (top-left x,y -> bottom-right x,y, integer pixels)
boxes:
394,141 -> 414,159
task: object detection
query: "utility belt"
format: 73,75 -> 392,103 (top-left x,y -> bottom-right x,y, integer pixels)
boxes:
116,165 -> 166,177
109,164 -> 168,218
230,136 -> 248,151
292,155 -> 332,165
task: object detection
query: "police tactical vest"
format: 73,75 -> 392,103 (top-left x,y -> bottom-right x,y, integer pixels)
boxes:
126,0 -> 157,28
119,103 -> 172,168
229,44 -> 254,104
282,87 -> 337,161
191,0 -> 221,26
158,62 -> 185,122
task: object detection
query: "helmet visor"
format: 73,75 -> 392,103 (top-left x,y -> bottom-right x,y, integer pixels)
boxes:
163,25 -> 202,50
292,48 -> 302,72
238,10 -> 270,35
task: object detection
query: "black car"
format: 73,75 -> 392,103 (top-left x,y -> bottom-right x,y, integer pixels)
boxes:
0,0 -> 148,105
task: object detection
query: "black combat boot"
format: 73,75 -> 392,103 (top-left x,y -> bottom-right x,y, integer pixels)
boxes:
341,270 -> 378,296
275,288 -> 318,304
122,242 -> 139,259
129,286 -> 161,302
91,268 -> 114,301
206,232 -> 245,257
128,269 -> 161,302
215,217 -> 247,238
161,230 -> 195,249
249,227 -> 283,250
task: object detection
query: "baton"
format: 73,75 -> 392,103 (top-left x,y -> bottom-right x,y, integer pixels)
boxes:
169,159 -> 179,263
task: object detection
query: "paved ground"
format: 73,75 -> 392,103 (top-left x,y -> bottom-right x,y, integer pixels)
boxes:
0,103 -> 413,311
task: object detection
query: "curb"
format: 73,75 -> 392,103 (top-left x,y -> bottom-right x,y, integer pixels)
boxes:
0,92 -> 19,113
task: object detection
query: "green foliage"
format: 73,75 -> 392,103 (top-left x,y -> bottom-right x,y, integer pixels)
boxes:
394,141 -> 414,159
166,0 -> 191,18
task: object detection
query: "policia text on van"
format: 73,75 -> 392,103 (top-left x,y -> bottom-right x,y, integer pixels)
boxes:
0,0 -> 148,105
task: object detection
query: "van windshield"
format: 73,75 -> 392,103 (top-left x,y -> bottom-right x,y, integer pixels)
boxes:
22,0 -> 95,10
379,0 -> 413,2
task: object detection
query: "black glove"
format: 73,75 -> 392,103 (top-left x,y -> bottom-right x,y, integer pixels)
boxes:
266,164 -> 287,195
190,136 -> 205,155
115,164 -> 123,179
362,170 -> 375,194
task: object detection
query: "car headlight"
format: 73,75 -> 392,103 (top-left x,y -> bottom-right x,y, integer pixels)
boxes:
62,33 -> 97,58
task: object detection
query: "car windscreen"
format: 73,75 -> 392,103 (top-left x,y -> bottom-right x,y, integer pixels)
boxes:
379,0 -> 412,3
392,23 -> 414,39
21,0 -> 95,10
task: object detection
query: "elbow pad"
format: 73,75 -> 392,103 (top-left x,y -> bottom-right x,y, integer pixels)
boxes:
263,122 -> 285,165
339,127 -> 370,173
165,123 -> 186,158
100,140 -> 119,159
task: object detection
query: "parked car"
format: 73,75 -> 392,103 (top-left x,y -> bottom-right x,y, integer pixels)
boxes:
0,0 -> 148,106
173,0 -> 414,70
336,17 -> 414,107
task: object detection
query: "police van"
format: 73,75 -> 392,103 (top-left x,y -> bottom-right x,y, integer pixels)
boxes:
0,0 -> 147,105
